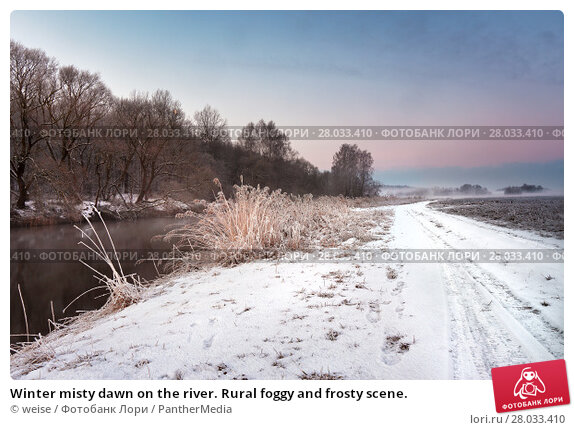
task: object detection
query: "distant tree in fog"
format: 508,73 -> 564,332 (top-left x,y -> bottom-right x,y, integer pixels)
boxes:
458,184 -> 489,195
503,184 -> 544,195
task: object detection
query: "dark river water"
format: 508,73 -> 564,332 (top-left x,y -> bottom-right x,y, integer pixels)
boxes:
10,217 -> 187,343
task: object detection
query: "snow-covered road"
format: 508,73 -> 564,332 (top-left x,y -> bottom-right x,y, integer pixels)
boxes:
391,202 -> 563,379
12,202 -> 563,380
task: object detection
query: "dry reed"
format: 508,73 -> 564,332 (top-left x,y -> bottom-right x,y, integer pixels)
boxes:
165,179 -> 384,265
71,208 -> 143,314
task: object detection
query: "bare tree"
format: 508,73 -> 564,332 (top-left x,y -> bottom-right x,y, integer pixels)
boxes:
10,40 -> 59,208
357,149 -> 376,196
114,90 -> 185,203
239,119 -> 293,160
193,105 -> 229,147
256,120 -> 292,160
47,66 -> 110,164
237,121 -> 258,152
39,65 -> 111,202
331,144 -> 377,197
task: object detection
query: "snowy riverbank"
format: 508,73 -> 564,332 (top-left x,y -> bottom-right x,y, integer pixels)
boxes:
10,197 -> 202,227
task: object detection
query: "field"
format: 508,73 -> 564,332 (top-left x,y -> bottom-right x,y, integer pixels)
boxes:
429,196 -> 563,239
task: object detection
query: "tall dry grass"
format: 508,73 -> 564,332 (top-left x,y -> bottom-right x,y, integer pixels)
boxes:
166,179 -> 352,264
72,209 -> 143,314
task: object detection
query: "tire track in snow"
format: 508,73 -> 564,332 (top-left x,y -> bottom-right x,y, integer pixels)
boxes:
440,262 -> 530,378
405,206 -> 561,378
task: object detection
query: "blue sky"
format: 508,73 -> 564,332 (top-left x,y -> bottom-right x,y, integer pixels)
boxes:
10,10 -> 564,190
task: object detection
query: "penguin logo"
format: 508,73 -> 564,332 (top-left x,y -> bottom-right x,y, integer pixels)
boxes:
513,367 -> 546,400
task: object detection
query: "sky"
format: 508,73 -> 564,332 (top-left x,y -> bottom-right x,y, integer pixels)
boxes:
10,10 -> 564,191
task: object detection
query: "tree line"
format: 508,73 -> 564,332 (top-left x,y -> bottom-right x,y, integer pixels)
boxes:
502,184 -> 544,195
10,40 -> 378,210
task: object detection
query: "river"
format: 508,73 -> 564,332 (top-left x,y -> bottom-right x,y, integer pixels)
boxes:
10,216 -> 187,343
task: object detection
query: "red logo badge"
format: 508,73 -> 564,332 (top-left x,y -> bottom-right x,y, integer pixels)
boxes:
491,360 -> 570,413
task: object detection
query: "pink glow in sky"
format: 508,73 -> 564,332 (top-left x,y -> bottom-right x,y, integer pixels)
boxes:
296,139 -> 564,171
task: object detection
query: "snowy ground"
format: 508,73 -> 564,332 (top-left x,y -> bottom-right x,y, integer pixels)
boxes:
11,202 -> 563,380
